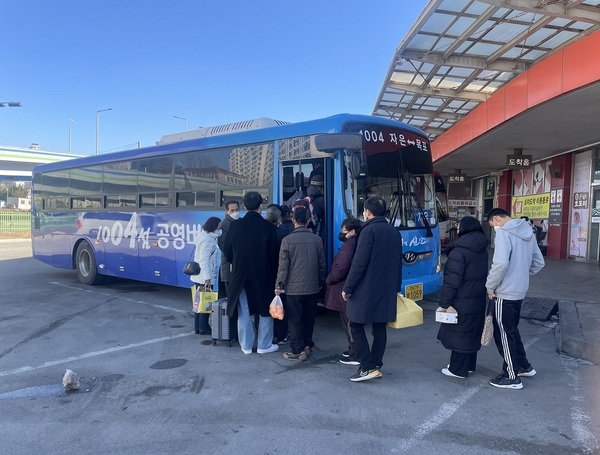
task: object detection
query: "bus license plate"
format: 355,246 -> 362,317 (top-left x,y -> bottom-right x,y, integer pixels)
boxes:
405,283 -> 423,301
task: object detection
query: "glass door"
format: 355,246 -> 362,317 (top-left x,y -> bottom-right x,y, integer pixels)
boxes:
590,187 -> 600,264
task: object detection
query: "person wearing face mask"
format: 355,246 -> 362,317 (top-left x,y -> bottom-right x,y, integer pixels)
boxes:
486,208 -> 545,389
191,216 -> 222,335
218,200 -> 240,297
342,197 -> 402,382
324,218 -> 362,365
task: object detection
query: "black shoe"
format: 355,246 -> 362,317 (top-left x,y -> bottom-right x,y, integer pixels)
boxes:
277,336 -> 291,345
350,368 -> 382,382
517,365 -> 536,377
489,374 -> 523,389
341,351 -> 350,358
339,356 -> 360,366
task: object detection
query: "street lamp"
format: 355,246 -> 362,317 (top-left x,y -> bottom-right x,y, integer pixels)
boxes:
0,101 -> 22,107
173,115 -> 188,131
69,119 -> 73,154
96,108 -> 112,155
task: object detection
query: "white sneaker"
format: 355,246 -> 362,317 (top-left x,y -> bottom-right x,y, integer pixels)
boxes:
257,344 -> 279,354
241,348 -> 252,355
442,368 -> 466,379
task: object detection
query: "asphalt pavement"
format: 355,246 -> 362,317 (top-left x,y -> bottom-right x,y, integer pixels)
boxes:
1,239 -> 599,454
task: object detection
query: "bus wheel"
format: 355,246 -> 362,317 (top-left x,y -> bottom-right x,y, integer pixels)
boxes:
75,242 -> 105,285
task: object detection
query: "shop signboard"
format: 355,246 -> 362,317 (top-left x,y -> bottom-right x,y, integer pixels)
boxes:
549,189 -> 563,224
448,199 -> 477,207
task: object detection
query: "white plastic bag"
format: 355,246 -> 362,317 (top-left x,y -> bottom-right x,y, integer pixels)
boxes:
269,295 -> 284,320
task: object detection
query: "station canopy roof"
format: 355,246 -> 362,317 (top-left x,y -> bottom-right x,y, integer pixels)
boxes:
373,0 -> 600,176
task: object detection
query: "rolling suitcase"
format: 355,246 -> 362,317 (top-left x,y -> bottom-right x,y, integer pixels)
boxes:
211,298 -> 233,346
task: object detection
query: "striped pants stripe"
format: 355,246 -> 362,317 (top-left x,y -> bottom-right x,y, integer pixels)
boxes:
492,297 -> 530,379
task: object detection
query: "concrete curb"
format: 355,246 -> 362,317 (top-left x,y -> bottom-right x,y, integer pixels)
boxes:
557,300 -> 600,366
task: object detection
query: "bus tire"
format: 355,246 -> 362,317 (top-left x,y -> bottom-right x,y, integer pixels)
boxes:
75,242 -> 105,285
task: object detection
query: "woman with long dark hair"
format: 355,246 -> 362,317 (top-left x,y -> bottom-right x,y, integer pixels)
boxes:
191,216 -> 222,335
437,216 -> 488,378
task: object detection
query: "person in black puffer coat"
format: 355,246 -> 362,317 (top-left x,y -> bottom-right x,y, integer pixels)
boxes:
437,216 -> 489,378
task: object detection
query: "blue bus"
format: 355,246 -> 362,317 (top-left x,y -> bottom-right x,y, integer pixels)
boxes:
31,114 -> 443,300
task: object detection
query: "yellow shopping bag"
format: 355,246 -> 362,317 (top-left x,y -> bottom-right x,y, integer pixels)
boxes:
191,285 -> 218,313
388,293 -> 423,329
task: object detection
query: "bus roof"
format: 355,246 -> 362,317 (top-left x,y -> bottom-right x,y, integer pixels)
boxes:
33,114 -> 429,173
157,118 -> 290,144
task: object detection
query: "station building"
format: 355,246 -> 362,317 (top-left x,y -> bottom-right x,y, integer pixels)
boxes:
374,0 -> 600,264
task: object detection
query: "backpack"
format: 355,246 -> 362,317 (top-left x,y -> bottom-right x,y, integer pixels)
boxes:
289,192 -> 319,231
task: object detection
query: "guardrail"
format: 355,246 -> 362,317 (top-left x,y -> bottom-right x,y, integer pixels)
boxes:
0,211 -> 31,231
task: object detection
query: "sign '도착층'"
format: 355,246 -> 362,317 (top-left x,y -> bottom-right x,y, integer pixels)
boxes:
506,155 -> 533,169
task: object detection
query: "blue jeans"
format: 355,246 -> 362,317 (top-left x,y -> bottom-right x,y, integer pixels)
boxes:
237,288 -> 274,351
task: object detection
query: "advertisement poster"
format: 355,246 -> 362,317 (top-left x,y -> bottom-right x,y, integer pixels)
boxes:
511,193 -> 550,219
569,151 -> 591,258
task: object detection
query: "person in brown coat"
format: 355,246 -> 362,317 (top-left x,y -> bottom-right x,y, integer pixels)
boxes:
324,218 -> 362,365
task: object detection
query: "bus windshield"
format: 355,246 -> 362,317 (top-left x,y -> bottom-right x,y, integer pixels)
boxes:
354,174 -> 437,230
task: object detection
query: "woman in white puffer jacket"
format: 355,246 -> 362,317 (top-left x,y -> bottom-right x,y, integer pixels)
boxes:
191,216 -> 222,334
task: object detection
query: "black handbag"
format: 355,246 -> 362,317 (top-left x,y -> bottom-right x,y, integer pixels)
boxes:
183,248 -> 200,276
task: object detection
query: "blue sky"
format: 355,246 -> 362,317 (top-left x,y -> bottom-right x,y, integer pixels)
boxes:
0,1 -> 427,155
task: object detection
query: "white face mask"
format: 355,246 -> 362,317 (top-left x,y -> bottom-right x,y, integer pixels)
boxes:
211,229 -> 222,238
493,225 -> 500,231
229,211 -> 241,220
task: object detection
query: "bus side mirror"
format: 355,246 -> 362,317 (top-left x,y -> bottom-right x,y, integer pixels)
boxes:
314,133 -> 366,180
350,152 -> 367,180
314,133 -> 363,153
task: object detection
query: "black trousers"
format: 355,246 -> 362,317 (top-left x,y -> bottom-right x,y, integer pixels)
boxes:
350,321 -> 387,371
448,351 -> 477,377
493,297 -> 531,379
286,294 -> 318,355
339,311 -> 357,359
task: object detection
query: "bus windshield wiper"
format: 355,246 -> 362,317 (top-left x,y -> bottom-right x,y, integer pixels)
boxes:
411,192 -> 433,237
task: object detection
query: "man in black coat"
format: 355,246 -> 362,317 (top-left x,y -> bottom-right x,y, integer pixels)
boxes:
217,200 -> 240,297
342,196 -> 402,382
223,192 -> 279,356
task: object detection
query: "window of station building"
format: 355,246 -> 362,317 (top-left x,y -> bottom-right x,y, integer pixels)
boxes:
593,148 -> 600,185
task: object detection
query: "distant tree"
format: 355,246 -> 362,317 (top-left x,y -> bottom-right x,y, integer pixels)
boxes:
8,184 -> 29,199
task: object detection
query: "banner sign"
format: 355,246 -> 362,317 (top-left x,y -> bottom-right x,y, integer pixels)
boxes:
448,199 -> 477,207
511,193 -> 550,219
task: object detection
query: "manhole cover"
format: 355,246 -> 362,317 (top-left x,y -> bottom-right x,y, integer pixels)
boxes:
520,297 -> 558,320
150,359 -> 188,370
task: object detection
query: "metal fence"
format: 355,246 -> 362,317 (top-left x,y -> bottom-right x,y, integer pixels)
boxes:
0,211 -> 31,231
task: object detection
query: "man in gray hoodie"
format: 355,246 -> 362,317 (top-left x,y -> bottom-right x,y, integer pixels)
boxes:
486,208 -> 545,389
